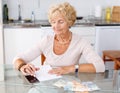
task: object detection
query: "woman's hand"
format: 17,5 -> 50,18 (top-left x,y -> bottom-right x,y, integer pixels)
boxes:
20,63 -> 40,76
48,65 -> 74,75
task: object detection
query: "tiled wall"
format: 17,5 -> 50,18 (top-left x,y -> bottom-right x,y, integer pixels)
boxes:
2,0 -> 120,20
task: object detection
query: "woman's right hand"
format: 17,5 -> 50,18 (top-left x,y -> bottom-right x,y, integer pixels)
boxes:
20,63 -> 40,76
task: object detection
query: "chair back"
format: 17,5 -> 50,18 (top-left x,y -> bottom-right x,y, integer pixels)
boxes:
41,54 -> 46,65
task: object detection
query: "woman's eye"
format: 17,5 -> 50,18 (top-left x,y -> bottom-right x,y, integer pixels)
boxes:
59,20 -> 64,23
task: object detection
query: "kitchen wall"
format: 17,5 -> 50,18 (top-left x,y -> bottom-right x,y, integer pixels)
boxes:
2,0 -> 120,20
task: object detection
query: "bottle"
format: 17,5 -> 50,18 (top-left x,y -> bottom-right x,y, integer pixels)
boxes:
31,11 -> 35,22
18,4 -> 22,21
105,7 -> 111,22
3,4 -> 9,22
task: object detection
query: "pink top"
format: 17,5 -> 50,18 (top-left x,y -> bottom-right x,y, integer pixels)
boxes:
13,33 -> 105,72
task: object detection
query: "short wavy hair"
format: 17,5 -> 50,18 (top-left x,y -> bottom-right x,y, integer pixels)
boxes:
48,2 -> 76,27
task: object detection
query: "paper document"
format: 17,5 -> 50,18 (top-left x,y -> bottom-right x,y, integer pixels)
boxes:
35,65 -> 62,81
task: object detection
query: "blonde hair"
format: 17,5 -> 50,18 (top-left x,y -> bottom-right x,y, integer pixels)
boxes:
48,2 -> 76,27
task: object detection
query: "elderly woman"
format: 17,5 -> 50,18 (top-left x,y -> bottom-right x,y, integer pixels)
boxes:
14,2 -> 105,76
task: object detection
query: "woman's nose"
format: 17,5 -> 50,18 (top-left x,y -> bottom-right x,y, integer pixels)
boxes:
52,23 -> 58,28
54,22 -> 59,28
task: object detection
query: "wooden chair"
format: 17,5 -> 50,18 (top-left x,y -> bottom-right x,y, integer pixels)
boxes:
41,54 -> 46,65
102,50 -> 120,70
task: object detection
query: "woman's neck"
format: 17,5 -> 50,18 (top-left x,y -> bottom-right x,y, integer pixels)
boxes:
55,31 -> 72,45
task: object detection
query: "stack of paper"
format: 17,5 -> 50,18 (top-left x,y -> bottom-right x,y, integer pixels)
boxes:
35,65 -> 62,81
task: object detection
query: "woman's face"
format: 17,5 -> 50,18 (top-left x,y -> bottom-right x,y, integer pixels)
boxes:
50,12 -> 69,35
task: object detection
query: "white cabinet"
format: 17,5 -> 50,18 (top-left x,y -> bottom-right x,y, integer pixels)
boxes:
40,27 -> 54,38
70,26 -> 96,48
4,26 -> 95,64
4,28 -> 43,65
41,26 -> 96,47
95,26 -> 120,56
70,26 -> 96,63
40,26 -> 96,63
4,27 -> 54,65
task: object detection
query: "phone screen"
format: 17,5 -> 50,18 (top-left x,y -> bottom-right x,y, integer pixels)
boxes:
25,75 -> 39,83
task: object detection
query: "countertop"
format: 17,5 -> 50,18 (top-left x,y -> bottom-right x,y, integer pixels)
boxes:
3,19 -> 120,28
3,20 -> 50,28
95,21 -> 120,26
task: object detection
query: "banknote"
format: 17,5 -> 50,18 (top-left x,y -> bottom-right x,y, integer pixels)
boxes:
53,79 -> 100,91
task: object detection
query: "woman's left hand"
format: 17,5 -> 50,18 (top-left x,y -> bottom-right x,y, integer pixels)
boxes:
48,65 -> 74,75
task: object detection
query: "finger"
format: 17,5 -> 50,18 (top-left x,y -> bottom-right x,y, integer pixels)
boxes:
25,65 -> 35,75
28,64 -> 36,72
25,67 -> 33,74
25,68 -> 36,76
29,64 -> 40,72
21,68 -> 28,75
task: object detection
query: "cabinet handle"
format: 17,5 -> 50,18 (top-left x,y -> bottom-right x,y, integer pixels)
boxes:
91,43 -> 94,46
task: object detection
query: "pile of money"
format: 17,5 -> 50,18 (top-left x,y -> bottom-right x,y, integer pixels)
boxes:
53,79 -> 100,92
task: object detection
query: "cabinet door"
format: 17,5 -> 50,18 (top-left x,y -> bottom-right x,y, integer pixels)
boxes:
70,26 -> 96,63
70,26 -> 95,47
4,28 -> 43,65
41,27 -> 54,38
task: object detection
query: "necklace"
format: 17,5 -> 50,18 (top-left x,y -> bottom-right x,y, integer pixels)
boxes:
55,32 -> 72,45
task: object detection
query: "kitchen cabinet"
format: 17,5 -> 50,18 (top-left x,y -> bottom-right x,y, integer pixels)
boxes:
95,26 -> 120,56
40,27 -> 54,38
4,28 -> 43,65
95,26 -> 120,69
70,26 -> 96,48
4,26 -> 95,64
70,26 -> 96,63
41,26 -> 96,64
41,26 -> 96,47
41,26 -> 96,48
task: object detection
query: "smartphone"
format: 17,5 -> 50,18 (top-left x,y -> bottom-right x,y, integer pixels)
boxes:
25,75 -> 39,83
